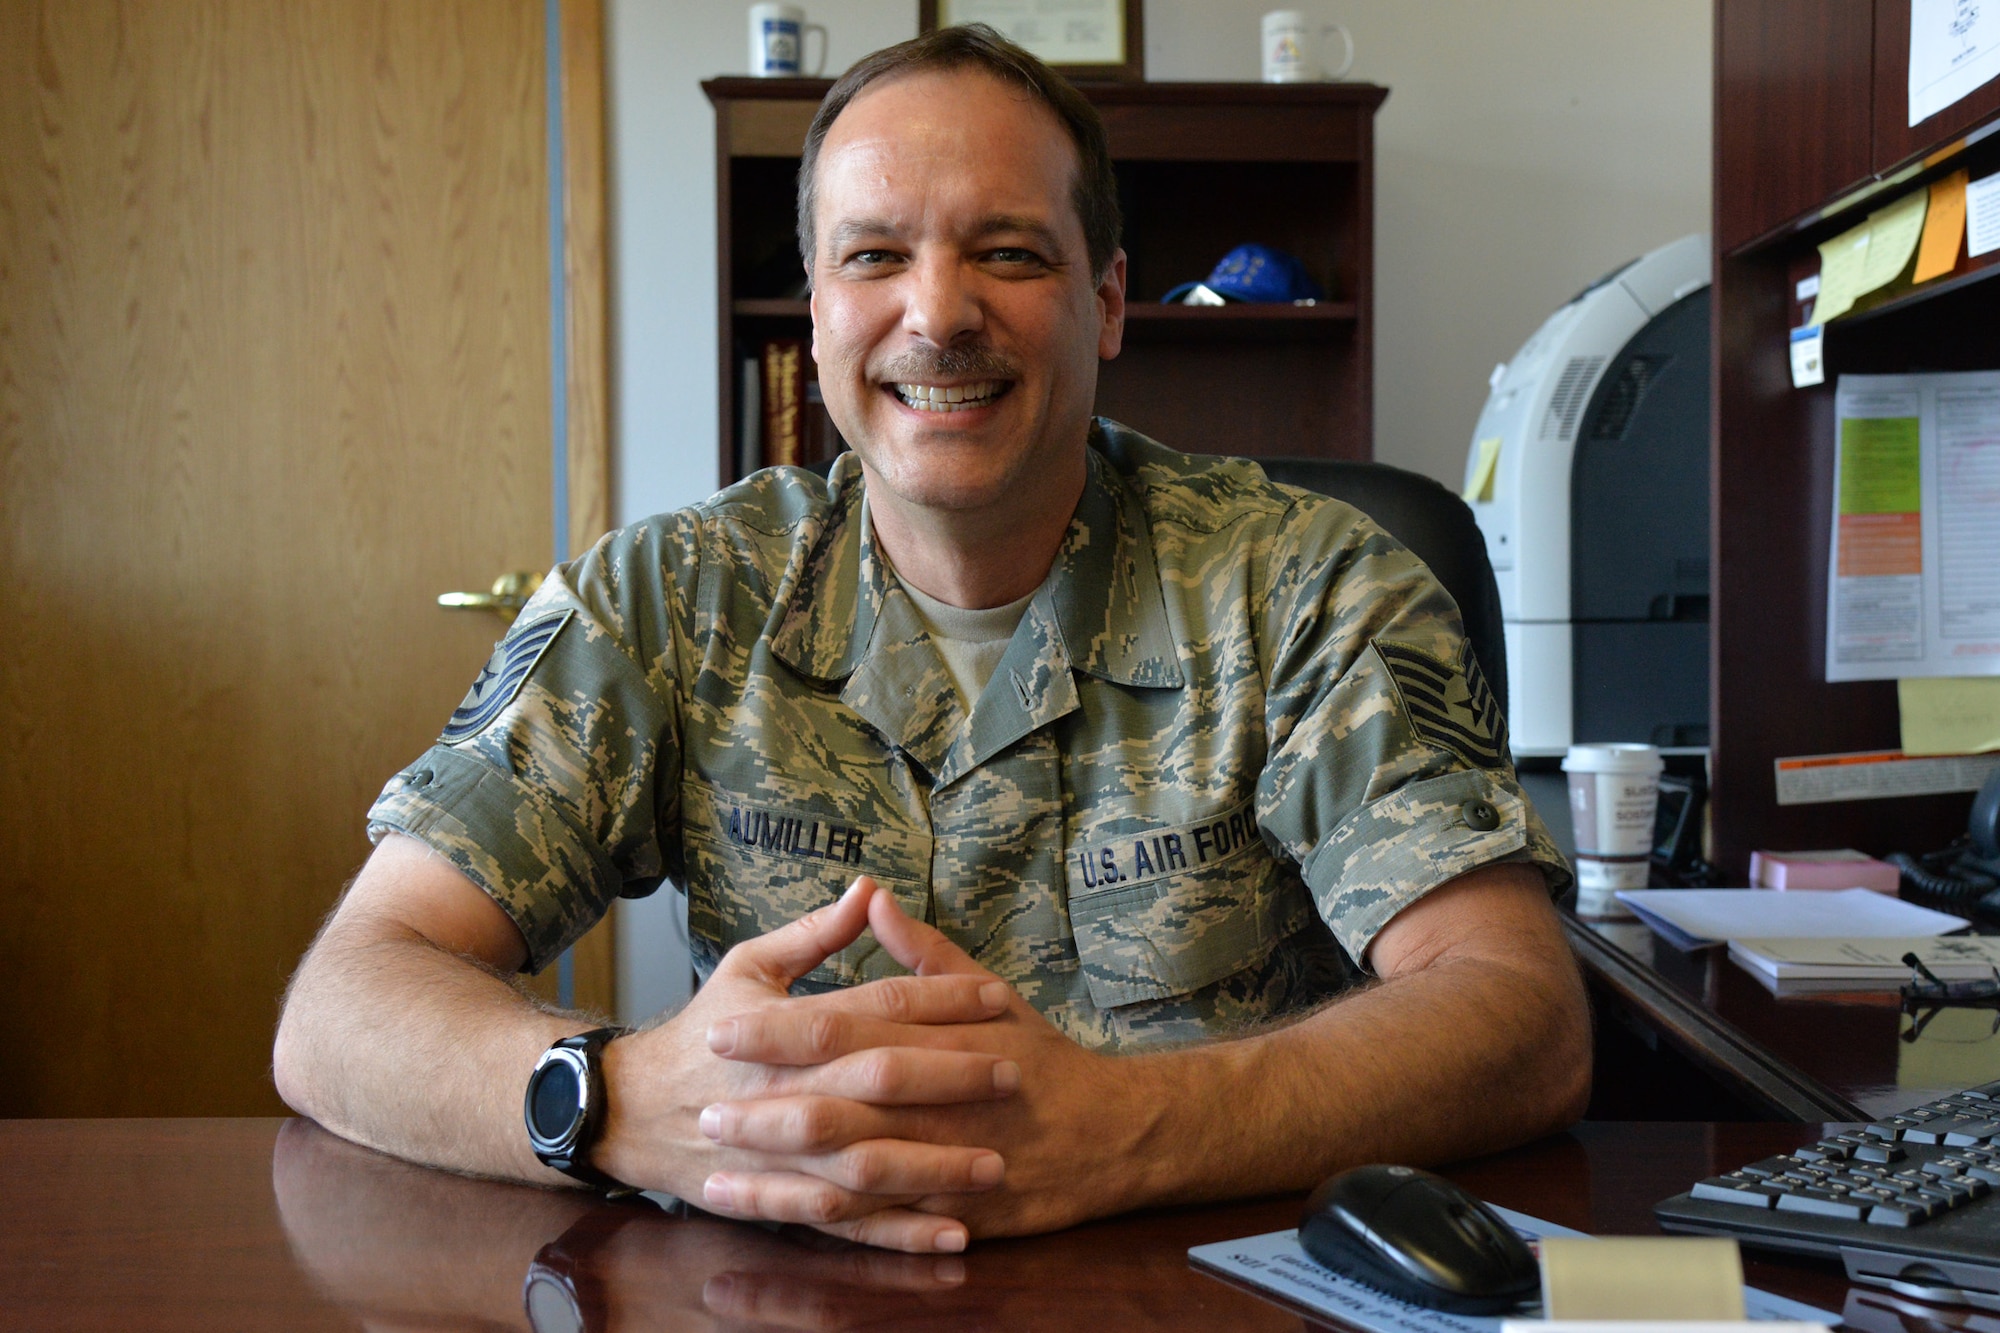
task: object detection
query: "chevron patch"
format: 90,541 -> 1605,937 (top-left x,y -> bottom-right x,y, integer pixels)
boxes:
1372,638 -> 1508,769
442,610 -> 572,743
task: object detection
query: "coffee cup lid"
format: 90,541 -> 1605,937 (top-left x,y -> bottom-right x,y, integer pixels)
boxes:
1560,743 -> 1664,775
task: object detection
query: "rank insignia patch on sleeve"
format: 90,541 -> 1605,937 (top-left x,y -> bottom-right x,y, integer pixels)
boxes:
441,610 -> 573,744
1372,638 -> 1508,769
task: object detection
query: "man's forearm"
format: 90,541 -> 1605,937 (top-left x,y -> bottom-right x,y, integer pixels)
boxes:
274,905 -> 580,1185
278,857 -> 1019,1252
1112,944 -> 1589,1210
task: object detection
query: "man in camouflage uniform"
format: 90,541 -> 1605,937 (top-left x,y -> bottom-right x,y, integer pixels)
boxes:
276,27 -> 1589,1254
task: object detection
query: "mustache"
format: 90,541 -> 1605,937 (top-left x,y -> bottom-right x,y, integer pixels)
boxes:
877,344 -> 1019,383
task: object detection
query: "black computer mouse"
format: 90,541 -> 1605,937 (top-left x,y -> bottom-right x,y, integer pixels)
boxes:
1298,1164 -> 1540,1314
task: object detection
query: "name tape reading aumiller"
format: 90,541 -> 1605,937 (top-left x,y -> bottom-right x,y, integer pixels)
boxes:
714,798 -> 1264,884
723,806 -> 867,866
1073,801 -> 1263,891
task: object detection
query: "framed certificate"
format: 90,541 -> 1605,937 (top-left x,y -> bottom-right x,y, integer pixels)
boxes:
920,0 -> 1144,82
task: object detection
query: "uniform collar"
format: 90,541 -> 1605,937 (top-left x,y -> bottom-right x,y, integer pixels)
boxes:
769,431 -> 1184,779
1048,435 -> 1184,691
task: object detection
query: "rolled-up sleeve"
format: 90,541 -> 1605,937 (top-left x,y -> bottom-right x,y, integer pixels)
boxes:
1253,500 -> 1570,968
367,518 -> 693,972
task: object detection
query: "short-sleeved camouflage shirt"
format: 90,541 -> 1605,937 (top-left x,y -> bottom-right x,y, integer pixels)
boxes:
368,420 -> 1568,1050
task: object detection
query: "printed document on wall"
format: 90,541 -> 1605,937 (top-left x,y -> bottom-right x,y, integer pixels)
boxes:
1910,0 -> 2000,126
1827,372 -> 2000,682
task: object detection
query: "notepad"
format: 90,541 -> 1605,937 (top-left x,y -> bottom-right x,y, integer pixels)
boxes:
1728,935 -> 2000,990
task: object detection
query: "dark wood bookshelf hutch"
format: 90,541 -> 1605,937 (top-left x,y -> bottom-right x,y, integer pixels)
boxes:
704,77 -> 1388,485
1711,0 -> 2000,875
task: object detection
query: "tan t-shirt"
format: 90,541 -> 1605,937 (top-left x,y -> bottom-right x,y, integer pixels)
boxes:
895,577 -> 1035,710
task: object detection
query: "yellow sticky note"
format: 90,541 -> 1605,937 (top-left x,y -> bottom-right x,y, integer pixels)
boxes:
1915,169 -> 1969,282
1859,188 -> 1928,294
1538,1237 -> 1745,1321
1463,436 -> 1501,503
1899,676 -> 2000,756
1813,219 -> 1872,322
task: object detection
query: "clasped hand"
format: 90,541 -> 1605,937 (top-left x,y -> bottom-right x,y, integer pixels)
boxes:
595,878 -> 1136,1253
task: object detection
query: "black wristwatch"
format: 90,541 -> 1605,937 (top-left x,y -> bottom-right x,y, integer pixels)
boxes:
524,1026 -> 632,1195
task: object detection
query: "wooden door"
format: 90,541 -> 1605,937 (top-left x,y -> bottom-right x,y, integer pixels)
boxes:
0,0 -> 612,1116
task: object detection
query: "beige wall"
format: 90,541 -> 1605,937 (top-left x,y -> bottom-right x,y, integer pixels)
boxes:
1147,0 -> 1713,486
606,0 -> 1713,1020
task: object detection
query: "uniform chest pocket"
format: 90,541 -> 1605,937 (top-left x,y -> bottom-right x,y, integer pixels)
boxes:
1065,801 -> 1308,1010
682,779 -> 931,987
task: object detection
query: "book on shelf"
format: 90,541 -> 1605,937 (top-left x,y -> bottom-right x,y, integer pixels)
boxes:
802,379 -> 847,469
737,355 -> 761,481
760,338 -> 805,469
742,340 -> 847,476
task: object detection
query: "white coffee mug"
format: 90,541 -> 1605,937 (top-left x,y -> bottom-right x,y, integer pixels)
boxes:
749,3 -> 828,78
1261,10 -> 1354,83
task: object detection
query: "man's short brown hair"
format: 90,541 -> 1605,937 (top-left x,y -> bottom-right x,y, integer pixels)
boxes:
796,23 -> 1122,282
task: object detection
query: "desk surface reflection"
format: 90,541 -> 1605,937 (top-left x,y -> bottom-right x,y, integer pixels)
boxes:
1,1117 -> 1872,1330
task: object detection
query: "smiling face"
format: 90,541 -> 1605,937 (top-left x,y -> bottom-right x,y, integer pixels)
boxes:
807,68 -> 1125,525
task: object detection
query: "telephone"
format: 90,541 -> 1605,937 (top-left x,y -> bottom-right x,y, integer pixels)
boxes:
1887,767 -> 2000,919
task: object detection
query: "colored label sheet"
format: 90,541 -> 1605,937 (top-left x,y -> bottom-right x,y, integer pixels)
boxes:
1837,415 -> 1923,579
1914,169 -> 1968,281
1900,675 -> 2000,755
1812,223 -> 1872,322
1827,373 -> 2000,682
1859,188 -> 1928,293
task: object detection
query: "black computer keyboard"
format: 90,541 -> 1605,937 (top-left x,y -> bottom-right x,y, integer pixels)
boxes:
1656,1082 -> 2000,1312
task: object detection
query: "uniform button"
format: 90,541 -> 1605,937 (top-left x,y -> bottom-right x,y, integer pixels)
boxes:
1460,799 -> 1500,831
408,769 -> 434,789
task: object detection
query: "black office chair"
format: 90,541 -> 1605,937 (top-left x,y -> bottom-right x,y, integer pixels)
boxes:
1258,457 -> 1507,719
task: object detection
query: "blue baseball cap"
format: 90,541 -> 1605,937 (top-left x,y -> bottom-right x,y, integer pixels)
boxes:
1162,244 -> 1324,304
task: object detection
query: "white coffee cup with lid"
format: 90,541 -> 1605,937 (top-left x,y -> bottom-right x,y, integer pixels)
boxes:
1562,743 -> 1664,917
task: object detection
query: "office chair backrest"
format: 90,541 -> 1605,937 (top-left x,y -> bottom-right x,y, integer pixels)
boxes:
1257,457 -> 1508,719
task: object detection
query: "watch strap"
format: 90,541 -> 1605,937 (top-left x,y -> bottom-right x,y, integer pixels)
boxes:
527,1025 -> 634,1197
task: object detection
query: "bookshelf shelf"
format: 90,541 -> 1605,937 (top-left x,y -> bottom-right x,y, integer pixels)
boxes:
731,299 -> 810,320
706,78 -> 1386,482
1121,302 -> 1359,341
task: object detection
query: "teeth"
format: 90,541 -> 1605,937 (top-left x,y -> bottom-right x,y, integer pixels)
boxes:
894,381 -> 1004,412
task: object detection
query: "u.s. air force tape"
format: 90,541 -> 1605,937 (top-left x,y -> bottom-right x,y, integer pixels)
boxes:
441,610 -> 573,743
1371,637 -> 1508,769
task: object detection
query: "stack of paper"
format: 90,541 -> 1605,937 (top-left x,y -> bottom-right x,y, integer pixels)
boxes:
1615,888 -> 1969,952
1729,935 -> 2000,993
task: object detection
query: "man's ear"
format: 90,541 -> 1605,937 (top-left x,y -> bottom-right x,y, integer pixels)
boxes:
1096,248 -> 1128,361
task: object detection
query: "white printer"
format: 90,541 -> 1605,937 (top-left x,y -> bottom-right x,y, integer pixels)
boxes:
1463,233 -> 1712,758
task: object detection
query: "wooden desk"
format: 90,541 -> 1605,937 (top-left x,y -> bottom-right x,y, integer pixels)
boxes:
1567,911 -> 2000,1125
0,1118 -> 1889,1329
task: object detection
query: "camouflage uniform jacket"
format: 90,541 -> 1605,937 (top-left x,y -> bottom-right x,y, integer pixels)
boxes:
368,420 -> 1568,1050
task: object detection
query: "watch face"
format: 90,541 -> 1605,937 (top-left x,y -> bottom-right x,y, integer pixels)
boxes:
527,1051 -> 587,1149
523,1270 -> 585,1333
